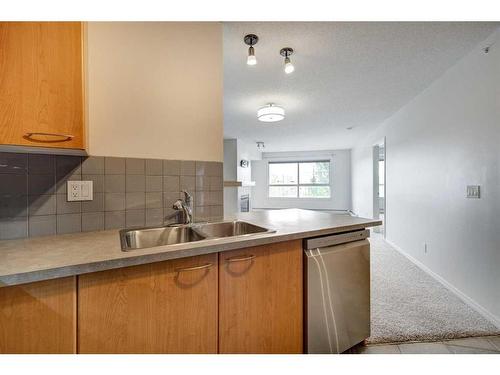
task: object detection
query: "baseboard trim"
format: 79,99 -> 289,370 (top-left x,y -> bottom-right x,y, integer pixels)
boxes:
384,238 -> 500,329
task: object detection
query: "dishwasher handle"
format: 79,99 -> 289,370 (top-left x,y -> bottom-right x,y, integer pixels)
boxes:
304,229 -> 369,250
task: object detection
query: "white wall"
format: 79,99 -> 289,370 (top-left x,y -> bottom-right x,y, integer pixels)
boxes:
351,28 -> 500,324
86,22 -> 223,161
252,150 -> 351,210
223,139 -> 238,181
223,139 -> 238,215
223,139 -> 262,215
237,139 -> 261,183
351,146 -> 376,219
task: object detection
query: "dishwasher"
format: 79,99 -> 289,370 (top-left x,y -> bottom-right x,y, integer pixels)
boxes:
304,229 -> 370,354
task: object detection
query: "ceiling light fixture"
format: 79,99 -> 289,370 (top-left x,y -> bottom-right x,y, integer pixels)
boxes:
280,47 -> 294,74
257,104 -> 285,122
244,34 -> 259,66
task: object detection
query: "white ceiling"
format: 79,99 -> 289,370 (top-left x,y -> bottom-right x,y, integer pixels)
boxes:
223,22 -> 499,152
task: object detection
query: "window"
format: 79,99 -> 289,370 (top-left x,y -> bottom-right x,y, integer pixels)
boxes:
268,161 -> 331,198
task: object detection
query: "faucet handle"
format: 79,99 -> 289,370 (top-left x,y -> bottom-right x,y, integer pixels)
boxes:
172,199 -> 184,210
181,190 -> 192,204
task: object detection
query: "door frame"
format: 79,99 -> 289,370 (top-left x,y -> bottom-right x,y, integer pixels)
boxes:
372,137 -> 386,238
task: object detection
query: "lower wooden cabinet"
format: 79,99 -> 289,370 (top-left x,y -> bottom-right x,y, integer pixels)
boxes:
0,240 -> 304,354
218,240 -> 303,354
77,253 -> 218,353
0,277 -> 76,354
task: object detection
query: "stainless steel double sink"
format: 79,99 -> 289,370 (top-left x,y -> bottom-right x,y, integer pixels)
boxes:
120,221 -> 274,251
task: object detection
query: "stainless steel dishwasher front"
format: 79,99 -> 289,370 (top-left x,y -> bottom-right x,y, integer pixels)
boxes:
304,229 -> 370,354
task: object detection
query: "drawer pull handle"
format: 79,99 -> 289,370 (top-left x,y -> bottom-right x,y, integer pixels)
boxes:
24,132 -> 74,143
226,254 -> 256,263
175,263 -> 213,273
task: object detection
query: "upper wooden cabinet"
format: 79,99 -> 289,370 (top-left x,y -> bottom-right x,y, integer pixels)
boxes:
0,22 -> 85,149
78,253 -> 218,354
218,240 -> 304,354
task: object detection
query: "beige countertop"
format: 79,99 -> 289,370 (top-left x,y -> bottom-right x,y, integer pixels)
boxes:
0,209 -> 381,287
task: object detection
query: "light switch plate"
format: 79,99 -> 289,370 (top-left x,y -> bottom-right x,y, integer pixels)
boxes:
466,185 -> 480,199
67,181 -> 93,201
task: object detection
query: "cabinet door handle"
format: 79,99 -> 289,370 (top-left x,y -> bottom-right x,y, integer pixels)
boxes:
175,263 -> 213,273
24,132 -> 74,143
226,254 -> 256,263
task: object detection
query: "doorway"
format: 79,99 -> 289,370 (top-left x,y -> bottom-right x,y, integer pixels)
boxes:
372,139 -> 385,236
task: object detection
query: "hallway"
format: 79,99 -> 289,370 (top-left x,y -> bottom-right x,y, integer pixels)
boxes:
366,232 -> 499,344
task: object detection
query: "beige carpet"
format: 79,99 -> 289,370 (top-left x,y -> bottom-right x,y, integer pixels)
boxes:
367,233 -> 500,344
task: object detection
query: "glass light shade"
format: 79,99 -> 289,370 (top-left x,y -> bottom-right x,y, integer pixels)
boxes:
247,46 -> 257,65
284,57 -> 294,74
247,55 -> 257,65
257,105 -> 285,122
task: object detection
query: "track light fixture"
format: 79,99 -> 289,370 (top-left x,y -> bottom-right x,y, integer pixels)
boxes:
280,47 -> 294,74
244,34 -> 259,66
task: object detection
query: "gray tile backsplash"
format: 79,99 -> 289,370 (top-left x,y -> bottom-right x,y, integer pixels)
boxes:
0,153 -> 27,174
145,192 -> 162,209
105,192 -> 126,211
28,154 -> 55,175
82,212 -> 104,232
145,175 -> 162,192
28,195 -> 56,216
28,215 -> 56,237
104,157 -> 125,175
146,208 -> 163,226
126,209 -> 145,228
163,175 -> 180,192
145,159 -> 162,175
0,174 -> 27,195
126,175 -> 145,192
81,156 -> 104,175
163,160 -> 181,176
126,159 -> 145,175
105,175 -> 126,193
105,211 -> 125,230
0,217 -> 28,239
126,192 -> 145,210
82,193 -> 104,212
57,213 -> 81,234
0,152 -> 223,239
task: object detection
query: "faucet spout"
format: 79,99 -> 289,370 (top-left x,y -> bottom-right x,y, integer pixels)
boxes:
172,191 -> 193,225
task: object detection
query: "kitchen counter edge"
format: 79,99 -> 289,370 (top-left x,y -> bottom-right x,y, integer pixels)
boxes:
0,209 -> 381,287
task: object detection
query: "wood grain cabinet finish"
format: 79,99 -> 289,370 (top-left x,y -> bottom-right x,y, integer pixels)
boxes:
0,277 -> 77,354
78,253 -> 218,354
218,240 -> 303,354
0,22 -> 85,149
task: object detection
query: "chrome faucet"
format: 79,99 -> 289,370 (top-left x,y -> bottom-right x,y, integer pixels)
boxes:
172,190 -> 193,225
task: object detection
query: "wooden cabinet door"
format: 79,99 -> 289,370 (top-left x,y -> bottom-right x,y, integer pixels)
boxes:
219,240 -> 303,353
78,253 -> 218,353
0,277 -> 77,353
0,22 -> 85,149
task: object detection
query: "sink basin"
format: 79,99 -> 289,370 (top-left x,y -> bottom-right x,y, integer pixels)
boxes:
120,221 -> 274,251
194,221 -> 273,238
120,226 -> 206,251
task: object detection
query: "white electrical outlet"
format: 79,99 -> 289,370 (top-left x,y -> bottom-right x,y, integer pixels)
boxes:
67,181 -> 93,201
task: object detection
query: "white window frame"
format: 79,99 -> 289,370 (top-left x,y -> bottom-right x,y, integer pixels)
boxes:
267,160 -> 331,199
